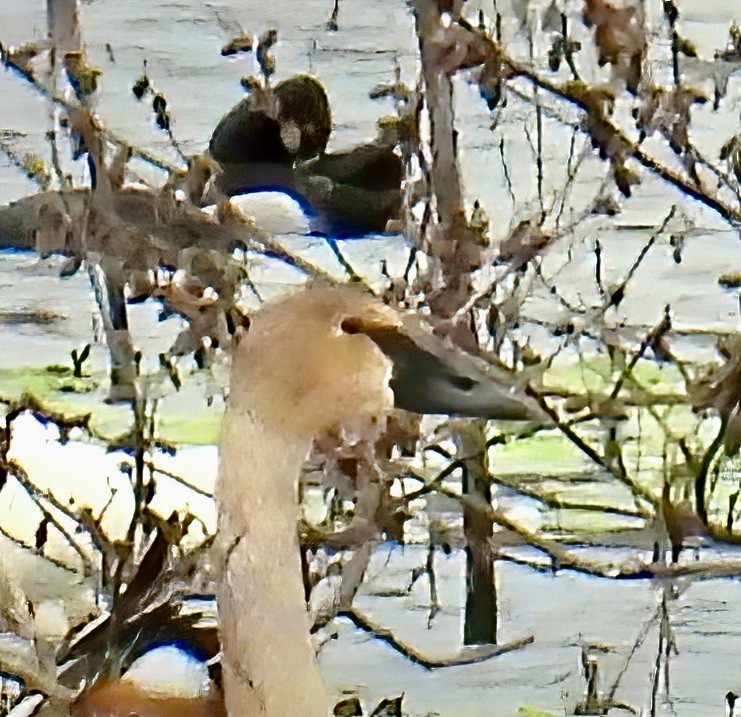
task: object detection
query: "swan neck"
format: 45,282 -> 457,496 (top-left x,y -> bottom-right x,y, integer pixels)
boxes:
217,410 -> 327,717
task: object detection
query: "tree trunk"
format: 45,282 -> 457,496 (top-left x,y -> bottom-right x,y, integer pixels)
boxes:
46,0 -> 138,402
86,257 -> 138,402
456,420 -> 498,645
414,0 -> 463,225
47,0 -> 81,60
414,0 -> 498,646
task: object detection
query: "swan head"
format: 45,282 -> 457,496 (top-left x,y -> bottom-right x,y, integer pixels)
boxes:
229,285 -> 542,439
229,286 -> 396,439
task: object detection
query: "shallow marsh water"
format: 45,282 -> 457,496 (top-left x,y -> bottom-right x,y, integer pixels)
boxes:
0,0 -> 740,715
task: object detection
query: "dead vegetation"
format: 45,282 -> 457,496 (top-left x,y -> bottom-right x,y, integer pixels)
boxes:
0,0 -> 739,715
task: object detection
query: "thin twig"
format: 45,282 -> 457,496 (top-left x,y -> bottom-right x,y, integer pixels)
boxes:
1,458 -> 94,573
498,136 -> 516,206
139,461 -> 214,499
339,607 -> 533,669
455,489 -> 741,581
1,56 -> 180,175
524,386 -> 660,511
605,601 -> 662,705
0,520 -> 78,573
463,31 -> 741,226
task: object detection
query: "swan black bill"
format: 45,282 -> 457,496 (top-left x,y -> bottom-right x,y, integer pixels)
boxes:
343,322 -> 542,421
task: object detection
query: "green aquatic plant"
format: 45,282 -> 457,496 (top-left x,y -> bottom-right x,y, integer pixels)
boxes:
70,344 -> 91,379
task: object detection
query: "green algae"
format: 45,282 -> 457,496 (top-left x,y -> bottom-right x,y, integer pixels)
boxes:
0,366 -> 221,445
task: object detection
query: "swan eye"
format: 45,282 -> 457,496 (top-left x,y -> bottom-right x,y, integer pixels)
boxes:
340,317 -> 362,334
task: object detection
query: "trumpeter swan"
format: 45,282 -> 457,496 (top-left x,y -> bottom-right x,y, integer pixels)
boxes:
216,285 -> 538,716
